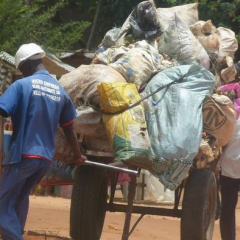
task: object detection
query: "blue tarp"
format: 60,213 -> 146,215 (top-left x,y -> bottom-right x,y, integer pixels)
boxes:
142,62 -> 215,190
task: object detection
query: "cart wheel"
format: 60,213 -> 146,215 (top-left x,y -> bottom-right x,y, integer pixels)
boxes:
70,165 -> 108,240
181,169 -> 217,240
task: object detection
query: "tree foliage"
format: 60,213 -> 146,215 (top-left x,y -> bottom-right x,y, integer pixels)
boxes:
0,0 -> 239,59
0,0 -> 91,55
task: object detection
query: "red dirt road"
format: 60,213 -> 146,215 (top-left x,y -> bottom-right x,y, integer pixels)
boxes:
23,195 -> 240,240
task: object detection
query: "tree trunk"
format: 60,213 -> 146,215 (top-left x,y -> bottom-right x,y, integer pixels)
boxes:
86,0 -> 104,50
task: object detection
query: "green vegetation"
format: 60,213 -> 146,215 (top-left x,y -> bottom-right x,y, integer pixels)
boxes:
0,0 -> 91,55
0,0 -> 239,59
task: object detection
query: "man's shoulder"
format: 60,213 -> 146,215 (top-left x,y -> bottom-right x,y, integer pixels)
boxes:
14,76 -> 33,88
16,74 -> 34,83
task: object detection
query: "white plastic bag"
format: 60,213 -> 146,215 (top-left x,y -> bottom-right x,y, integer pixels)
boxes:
217,27 -> 238,58
142,170 -> 174,204
101,28 -> 121,48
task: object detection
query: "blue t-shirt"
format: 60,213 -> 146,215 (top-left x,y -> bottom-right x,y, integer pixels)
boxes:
0,70 -> 76,165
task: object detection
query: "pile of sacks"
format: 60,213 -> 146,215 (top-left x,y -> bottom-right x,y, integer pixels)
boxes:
54,1 -> 238,190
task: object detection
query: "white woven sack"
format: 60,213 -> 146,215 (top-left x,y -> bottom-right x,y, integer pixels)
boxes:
157,3 -> 199,31
110,46 -> 164,89
59,64 -> 126,107
158,13 -> 210,70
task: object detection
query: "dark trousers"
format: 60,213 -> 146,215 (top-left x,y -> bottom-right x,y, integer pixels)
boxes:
220,175 -> 240,240
0,158 -> 50,240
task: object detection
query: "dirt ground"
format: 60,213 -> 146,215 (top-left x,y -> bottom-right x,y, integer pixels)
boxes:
23,194 -> 240,240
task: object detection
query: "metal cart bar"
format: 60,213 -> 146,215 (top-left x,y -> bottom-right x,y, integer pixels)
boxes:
83,160 -> 138,176
107,203 -> 182,218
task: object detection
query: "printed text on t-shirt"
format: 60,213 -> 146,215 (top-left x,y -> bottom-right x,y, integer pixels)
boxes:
32,79 -> 61,102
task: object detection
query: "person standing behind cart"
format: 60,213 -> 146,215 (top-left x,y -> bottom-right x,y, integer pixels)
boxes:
219,61 -> 240,240
219,119 -> 240,240
0,43 -> 86,240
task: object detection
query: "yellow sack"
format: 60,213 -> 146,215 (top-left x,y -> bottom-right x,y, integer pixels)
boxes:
98,82 -> 153,170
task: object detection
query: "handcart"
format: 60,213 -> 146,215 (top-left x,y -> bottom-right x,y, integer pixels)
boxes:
69,150 -> 217,240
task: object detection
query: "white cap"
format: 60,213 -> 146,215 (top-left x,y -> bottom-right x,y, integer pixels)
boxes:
15,43 -> 45,69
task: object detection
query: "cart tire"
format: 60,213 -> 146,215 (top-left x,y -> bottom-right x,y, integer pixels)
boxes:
70,165 -> 108,240
181,169 -> 217,240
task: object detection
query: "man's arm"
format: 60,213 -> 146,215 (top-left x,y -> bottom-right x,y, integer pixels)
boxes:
62,125 -> 86,166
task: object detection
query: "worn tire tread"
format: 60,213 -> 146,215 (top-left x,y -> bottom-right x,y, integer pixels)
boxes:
181,169 -> 217,240
70,165 -> 108,240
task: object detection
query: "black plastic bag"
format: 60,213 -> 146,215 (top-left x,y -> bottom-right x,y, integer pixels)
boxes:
129,1 -> 162,40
